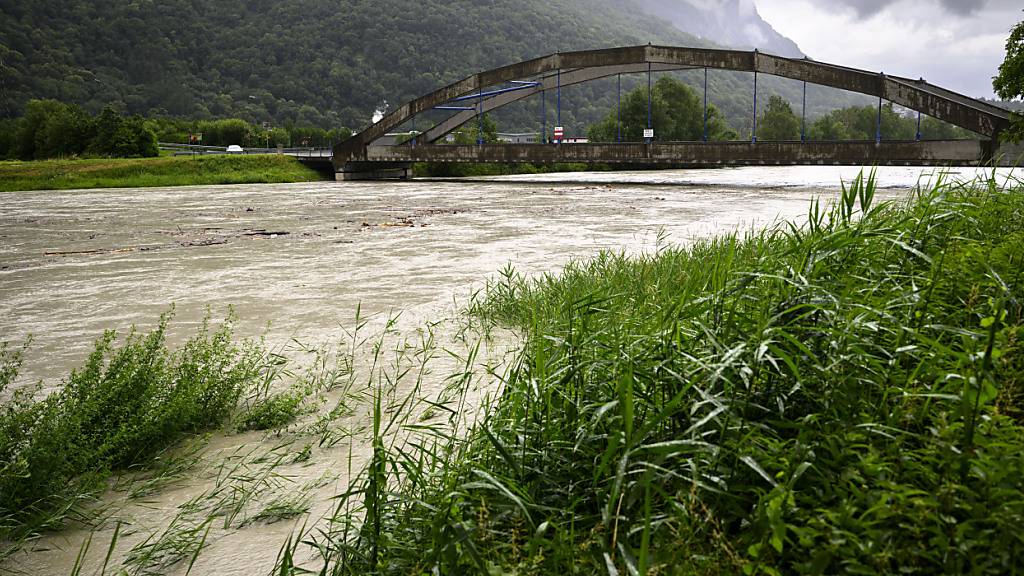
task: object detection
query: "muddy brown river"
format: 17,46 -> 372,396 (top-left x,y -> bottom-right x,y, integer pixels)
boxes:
0,166 -> 1008,575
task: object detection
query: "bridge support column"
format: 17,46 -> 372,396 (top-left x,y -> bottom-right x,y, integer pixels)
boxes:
336,162 -> 414,181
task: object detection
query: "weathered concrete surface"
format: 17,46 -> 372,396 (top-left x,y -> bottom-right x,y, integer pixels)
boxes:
995,141 -> 1024,166
360,140 -> 1014,167
335,45 -> 1013,171
337,161 -> 413,180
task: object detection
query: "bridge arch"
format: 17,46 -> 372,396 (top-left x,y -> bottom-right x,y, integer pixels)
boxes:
333,45 -> 1013,171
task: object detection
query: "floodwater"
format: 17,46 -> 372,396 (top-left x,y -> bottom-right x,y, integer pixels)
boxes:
0,165 -> 1012,575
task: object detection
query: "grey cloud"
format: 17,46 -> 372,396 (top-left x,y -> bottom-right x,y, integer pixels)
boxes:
829,0 -> 989,18
937,0 -> 987,16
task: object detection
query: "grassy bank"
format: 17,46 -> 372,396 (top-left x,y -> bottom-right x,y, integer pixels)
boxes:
0,154 -> 328,192
313,172 -> 1024,575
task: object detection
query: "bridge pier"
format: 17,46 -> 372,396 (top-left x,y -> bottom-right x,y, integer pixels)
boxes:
335,161 -> 414,181
993,141 -> 1024,166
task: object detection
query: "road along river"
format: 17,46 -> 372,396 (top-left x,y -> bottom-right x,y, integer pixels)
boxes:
0,166 -> 1010,574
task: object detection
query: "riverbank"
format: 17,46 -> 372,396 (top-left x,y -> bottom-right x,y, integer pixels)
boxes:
3,168 -> 1021,575
324,172 -> 1024,574
0,155 -> 328,192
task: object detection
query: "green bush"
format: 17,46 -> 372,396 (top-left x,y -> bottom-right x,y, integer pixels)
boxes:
237,390 -> 305,432
0,312 -> 265,539
8,101 -> 159,160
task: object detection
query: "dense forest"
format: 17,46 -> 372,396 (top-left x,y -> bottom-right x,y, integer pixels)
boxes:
1,0 -> 878,139
0,100 -> 353,160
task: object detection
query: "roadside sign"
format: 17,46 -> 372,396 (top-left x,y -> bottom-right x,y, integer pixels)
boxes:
643,129 -> 654,139
553,126 -> 564,143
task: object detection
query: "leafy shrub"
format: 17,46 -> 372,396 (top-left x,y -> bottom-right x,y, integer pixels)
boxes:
237,390 -> 305,432
0,311 -> 265,539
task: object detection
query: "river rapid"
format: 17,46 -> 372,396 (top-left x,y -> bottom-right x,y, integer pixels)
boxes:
0,166 -> 1011,574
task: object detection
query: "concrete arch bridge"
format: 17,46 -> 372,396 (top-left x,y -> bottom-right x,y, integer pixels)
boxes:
332,45 -> 1020,179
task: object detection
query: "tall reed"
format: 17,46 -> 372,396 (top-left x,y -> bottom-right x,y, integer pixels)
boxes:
301,171 -> 1024,575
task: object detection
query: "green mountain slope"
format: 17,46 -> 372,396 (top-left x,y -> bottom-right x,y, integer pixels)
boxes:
0,0 -> 867,136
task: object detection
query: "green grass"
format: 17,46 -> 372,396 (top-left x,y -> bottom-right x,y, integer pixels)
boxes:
297,170 -> 1024,575
0,154 -> 327,192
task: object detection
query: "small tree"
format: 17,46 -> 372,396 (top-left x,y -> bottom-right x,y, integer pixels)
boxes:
90,107 -> 124,156
993,13 -> 1024,142
587,76 -> 733,142
757,96 -> 800,141
453,114 -> 498,144
14,99 -> 66,159
809,114 -> 850,141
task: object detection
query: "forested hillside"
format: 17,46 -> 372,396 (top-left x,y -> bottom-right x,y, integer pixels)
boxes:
0,0 -> 868,136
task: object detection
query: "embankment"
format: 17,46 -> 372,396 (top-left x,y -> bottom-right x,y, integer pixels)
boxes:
0,155 -> 328,192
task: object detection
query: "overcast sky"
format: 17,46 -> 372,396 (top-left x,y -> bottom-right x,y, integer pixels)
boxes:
755,0 -> 1022,98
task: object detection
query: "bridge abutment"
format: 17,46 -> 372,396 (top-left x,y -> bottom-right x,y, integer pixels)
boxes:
335,162 -> 414,181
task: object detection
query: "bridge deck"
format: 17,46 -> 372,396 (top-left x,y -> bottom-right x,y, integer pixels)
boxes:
358,140 -> 1020,168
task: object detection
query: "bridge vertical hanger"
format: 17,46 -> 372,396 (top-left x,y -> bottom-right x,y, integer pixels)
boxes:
477,85 -> 484,145
801,81 -> 807,143
617,73 -> 622,143
557,69 -> 562,138
752,82 -> 758,141
541,86 -> 547,144
751,49 -> 758,144
703,67 -> 708,142
876,73 -> 884,144
916,110 -> 922,141
646,62 -> 652,144
876,95 -> 884,142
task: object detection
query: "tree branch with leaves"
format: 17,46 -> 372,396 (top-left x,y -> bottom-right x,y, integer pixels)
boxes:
994,13 -> 1024,142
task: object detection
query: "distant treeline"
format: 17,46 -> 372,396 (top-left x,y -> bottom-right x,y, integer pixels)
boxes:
0,100 -> 159,160
807,103 -> 975,141
153,118 -> 352,150
585,79 -> 977,143
0,99 -> 353,161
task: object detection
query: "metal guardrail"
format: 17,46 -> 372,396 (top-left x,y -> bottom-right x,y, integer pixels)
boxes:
159,143 -> 333,159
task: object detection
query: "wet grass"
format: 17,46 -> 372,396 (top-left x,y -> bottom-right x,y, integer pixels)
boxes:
2,303 -> 464,575
116,435 -> 211,500
286,170 -> 1024,575
0,155 -> 327,192
0,311 -> 269,547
